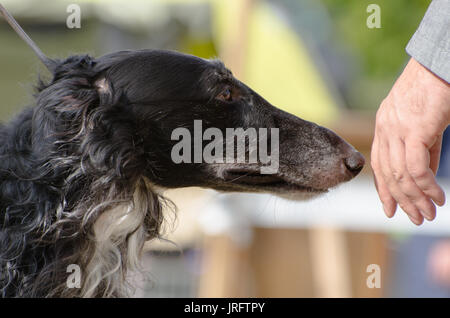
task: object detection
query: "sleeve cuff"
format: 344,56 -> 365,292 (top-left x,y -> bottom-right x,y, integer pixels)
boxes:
405,0 -> 450,83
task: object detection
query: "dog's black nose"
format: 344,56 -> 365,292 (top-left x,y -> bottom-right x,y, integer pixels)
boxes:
344,151 -> 365,176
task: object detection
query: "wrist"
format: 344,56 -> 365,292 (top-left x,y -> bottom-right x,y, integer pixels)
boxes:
409,58 -> 450,123
410,58 -> 450,92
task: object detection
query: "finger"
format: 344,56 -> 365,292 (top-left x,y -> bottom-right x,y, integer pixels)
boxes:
379,137 -> 423,224
388,138 -> 436,221
373,171 -> 397,218
405,140 -> 445,206
371,133 -> 396,217
373,173 -> 397,217
392,186 -> 424,225
407,213 -> 424,225
430,134 -> 443,176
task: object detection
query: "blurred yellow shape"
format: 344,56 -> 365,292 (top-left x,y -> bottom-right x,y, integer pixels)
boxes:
86,0 -> 339,125
212,0 -> 339,125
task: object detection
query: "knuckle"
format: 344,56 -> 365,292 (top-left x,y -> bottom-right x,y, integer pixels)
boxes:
406,193 -> 426,206
391,169 -> 405,183
375,111 -> 382,123
370,159 -> 378,171
397,198 -> 413,212
409,167 -> 428,180
398,202 -> 408,213
404,192 -> 418,202
375,108 -> 387,125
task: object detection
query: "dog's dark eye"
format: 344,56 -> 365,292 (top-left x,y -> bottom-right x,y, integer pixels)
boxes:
217,87 -> 233,102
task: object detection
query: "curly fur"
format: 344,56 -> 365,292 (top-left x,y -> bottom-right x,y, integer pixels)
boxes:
0,55 -> 170,297
0,49 -> 364,298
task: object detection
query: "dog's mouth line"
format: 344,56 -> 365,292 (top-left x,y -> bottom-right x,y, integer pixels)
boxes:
223,169 -> 327,193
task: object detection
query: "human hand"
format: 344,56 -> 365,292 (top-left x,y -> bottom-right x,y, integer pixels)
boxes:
371,58 -> 450,225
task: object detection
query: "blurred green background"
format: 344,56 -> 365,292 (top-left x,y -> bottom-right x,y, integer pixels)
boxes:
320,0 -> 428,109
0,0 -> 429,120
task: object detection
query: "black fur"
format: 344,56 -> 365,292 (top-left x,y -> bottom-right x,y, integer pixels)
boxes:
0,49 -> 364,297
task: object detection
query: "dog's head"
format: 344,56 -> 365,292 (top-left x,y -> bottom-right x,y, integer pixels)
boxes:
0,4 -> 363,200
80,49 -> 363,199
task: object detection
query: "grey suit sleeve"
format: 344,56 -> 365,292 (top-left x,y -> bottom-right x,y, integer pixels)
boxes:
406,0 -> 450,83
